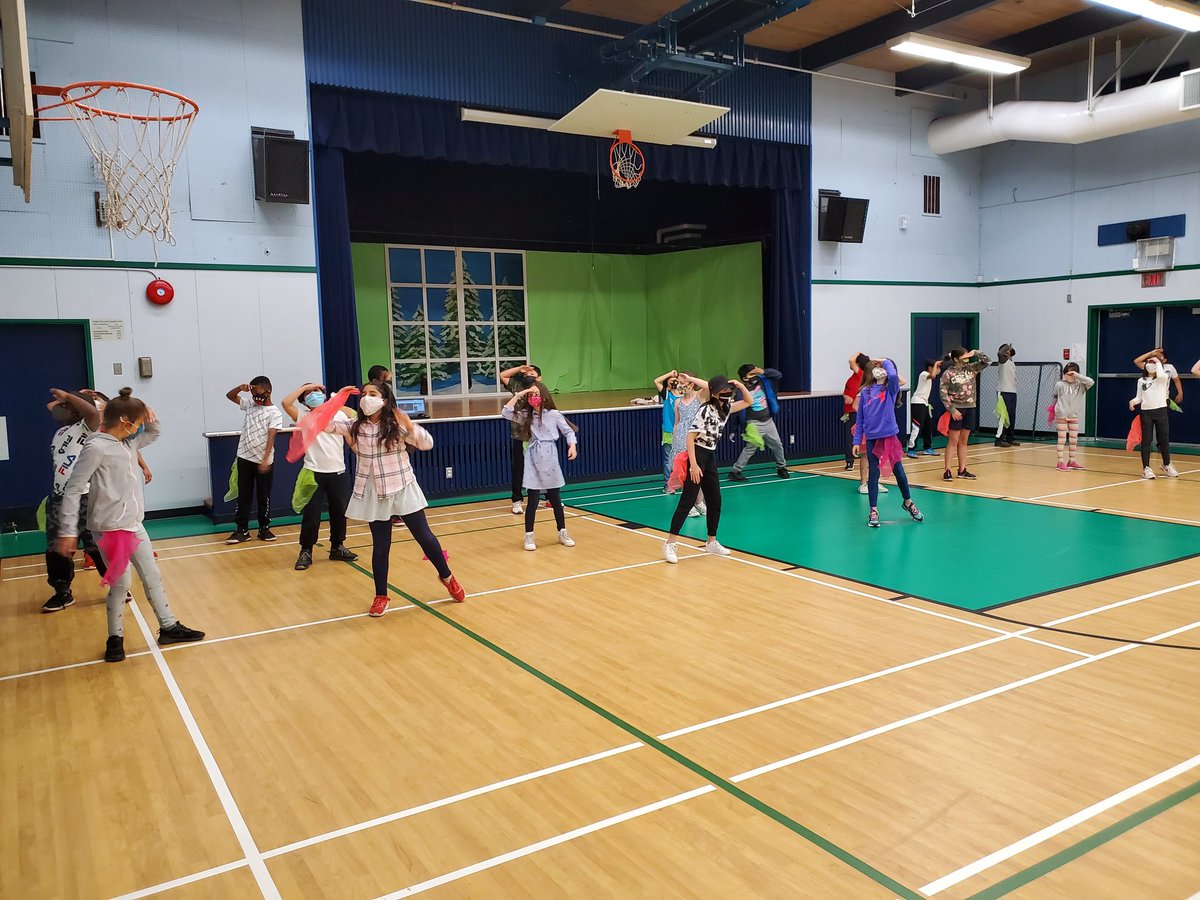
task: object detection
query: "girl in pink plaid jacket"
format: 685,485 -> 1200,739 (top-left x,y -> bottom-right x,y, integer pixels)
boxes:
335,380 -> 466,616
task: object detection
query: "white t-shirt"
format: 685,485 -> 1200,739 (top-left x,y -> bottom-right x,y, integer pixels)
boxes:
913,371 -> 934,406
1137,368 -> 1170,411
688,403 -> 730,450
52,420 -> 93,496
237,397 -> 283,464
997,359 -> 1017,393
298,406 -> 349,473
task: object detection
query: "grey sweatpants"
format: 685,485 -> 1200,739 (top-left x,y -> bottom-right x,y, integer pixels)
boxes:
100,525 -> 177,637
732,418 -> 787,473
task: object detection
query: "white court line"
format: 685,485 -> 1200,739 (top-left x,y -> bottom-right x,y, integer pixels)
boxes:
371,617 -> 1200,899
126,601 -> 281,899
920,750 -> 1200,895
581,515 -> 1092,658
373,786 -> 716,899
110,859 -> 250,900
1030,469 -> 1200,501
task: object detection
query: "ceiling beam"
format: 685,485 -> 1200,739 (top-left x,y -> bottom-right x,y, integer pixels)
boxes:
504,0 -> 570,20
797,0 -> 1001,71
894,8 -> 1140,93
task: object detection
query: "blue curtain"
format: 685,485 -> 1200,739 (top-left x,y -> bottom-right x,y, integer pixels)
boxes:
312,145 -> 362,391
767,187 -> 810,392
310,87 -> 805,190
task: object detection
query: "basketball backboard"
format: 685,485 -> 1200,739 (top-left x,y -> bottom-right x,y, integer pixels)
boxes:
548,89 -> 727,146
0,0 -> 34,202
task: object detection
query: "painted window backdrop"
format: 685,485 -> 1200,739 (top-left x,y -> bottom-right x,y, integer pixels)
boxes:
386,246 -> 527,396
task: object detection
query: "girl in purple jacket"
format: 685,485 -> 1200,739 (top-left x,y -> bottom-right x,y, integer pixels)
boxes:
853,359 -> 925,529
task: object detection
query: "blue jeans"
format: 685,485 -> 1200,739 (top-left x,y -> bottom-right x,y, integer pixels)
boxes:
867,439 -> 912,508
663,442 -> 673,484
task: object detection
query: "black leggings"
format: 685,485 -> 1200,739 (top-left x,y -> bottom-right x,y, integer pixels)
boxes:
669,447 -> 721,537
525,488 -> 566,531
1140,408 -> 1171,468
367,512 -> 451,596
510,438 -> 525,502
910,403 -> 932,451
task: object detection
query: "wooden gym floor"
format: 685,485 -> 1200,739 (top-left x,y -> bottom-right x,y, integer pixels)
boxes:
2,443 -> 1198,898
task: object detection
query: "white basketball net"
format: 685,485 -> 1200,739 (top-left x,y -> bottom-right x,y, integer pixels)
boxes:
610,136 -> 645,189
60,83 -> 198,244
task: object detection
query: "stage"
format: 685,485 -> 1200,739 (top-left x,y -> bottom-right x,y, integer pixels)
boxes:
422,390 -> 835,420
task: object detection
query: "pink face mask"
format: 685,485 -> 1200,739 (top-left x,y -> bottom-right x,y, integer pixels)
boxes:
528,392 -> 542,409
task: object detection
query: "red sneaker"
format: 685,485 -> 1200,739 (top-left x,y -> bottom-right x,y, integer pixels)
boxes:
1067,460 -> 1086,470
368,595 -> 389,617
441,575 -> 466,603
82,553 -> 96,571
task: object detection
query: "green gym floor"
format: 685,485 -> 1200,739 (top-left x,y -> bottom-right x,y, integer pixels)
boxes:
563,464 -> 1200,611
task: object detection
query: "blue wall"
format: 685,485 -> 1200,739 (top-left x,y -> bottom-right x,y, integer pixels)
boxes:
302,0 -> 810,146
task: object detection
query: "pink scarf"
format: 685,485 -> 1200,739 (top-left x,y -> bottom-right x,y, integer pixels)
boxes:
287,387 -> 360,463
97,530 -> 141,586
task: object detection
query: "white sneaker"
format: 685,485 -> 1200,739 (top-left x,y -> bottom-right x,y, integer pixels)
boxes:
858,483 -> 868,494
879,484 -> 889,494
512,501 -> 523,515
857,484 -> 888,494
1163,464 -> 1179,478
705,540 -> 731,557
688,506 -> 702,518
663,541 -> 678,564
557,529 -> 575,547
523,532 -> 536,551
696,501 -> 707,515
1143,467 -> 1156,480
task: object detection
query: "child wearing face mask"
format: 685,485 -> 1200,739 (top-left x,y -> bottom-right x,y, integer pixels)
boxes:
729,363 -> 789,483
332,380 -> 466,616
654,369 -> 686,491
662,375 -> 753,564
853,359 -> 924,529
1051,363 -> 1094,471
54,388 -> 204,662
503,382 -> 579,550
994,343 -> 1021,448
1130,354 -> 1177,478
225,376 -> 283,544
42,388 -> 111,612
282,382 -> 358,571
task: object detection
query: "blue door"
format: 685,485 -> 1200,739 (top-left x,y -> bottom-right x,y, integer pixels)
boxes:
0,322 -> 91,531
1094,306 -> 1159,440
1160,305 -> 1200,443
912,315 -> 976,422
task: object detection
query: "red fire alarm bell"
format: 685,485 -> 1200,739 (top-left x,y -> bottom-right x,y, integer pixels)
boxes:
146,278 -> 174,305
1062,348 -> 1070,361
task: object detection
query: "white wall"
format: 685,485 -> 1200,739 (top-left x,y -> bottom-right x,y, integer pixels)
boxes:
811,65 -> 982,283
4,267 -> 321,509
1,0 -> 320,511
0,0 -> 314,266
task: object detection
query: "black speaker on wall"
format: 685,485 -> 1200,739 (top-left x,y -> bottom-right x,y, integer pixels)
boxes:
252,127 -> 310,204
818,194 -> 869,243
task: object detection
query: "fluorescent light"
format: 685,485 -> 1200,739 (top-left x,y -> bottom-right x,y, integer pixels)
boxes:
888,33 -> 1032,74
1088,0 -> 1200,32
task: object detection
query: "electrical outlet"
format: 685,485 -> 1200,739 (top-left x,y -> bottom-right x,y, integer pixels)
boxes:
445,467 -> 453,479
113,363 -> 123,375
789,435 -> 795,444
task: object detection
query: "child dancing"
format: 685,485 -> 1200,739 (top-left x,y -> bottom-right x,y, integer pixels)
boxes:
853,360 -> 924,529
1051,363 -> 1094,471
503,383 -> 578,550
55,389 -> 204,662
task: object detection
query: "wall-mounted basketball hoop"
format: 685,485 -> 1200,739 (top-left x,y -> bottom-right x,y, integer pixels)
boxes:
34,80 -> 199,245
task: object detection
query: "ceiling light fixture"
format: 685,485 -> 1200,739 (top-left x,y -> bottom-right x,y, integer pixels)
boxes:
887,33 -> 1032,74
1087,0 -> 1200,32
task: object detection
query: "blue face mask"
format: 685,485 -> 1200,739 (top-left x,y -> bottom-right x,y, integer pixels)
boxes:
304,391 -> 326,408
129,424 -> 144,441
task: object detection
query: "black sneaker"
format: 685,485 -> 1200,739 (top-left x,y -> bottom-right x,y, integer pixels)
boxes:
258,527 -> 277,542
329,545 -> 359,562
41,592 -> 75,613
158,622 -> 205,645
295,549 -> 313,570
844,461 -> 854,470
225,529 -> 251,545
776,467 -> 791,479
943,470 -> 954,481
1009,440 -> 1022,446
728,470 -> 748,483
958,469 -> 977,480
104,635 -> 125,663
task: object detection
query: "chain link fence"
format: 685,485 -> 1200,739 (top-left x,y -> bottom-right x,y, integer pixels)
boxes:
976,361 -> 1064,438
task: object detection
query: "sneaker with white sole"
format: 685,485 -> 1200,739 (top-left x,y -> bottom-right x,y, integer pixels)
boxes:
557,529 -> 575,547
1162,464 -> 1179,478
688,506 -> 702,518
523,532 -> 536,551
1143,467 -> 1156,479
858,483 -> 868,494
512,501 -> 523,515
857,483 -> 887,494
704,540 -> 730,556
696,501 -> 707,515
663,541 -> 678,564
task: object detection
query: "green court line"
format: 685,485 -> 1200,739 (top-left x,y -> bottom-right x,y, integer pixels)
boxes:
347,562 -> 921,898
967,778 -> 1200,899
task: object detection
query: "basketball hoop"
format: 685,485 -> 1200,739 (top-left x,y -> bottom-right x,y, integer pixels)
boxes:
35,81 -> 199,244
609,129 -> 644,189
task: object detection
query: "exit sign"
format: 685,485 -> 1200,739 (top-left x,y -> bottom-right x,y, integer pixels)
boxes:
1142,271 -> 1166,288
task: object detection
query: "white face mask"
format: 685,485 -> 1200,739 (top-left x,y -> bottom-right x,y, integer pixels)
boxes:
1146,362 -> 1159,374
359,395 -> 385,416
871,367 -> 886,381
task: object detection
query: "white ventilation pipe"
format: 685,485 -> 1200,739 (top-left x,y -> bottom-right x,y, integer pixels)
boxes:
928,74 -> 1200,154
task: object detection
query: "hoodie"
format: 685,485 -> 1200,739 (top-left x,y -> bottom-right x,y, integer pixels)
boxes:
853,360 -> 900,444
57,422 -> 161,537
